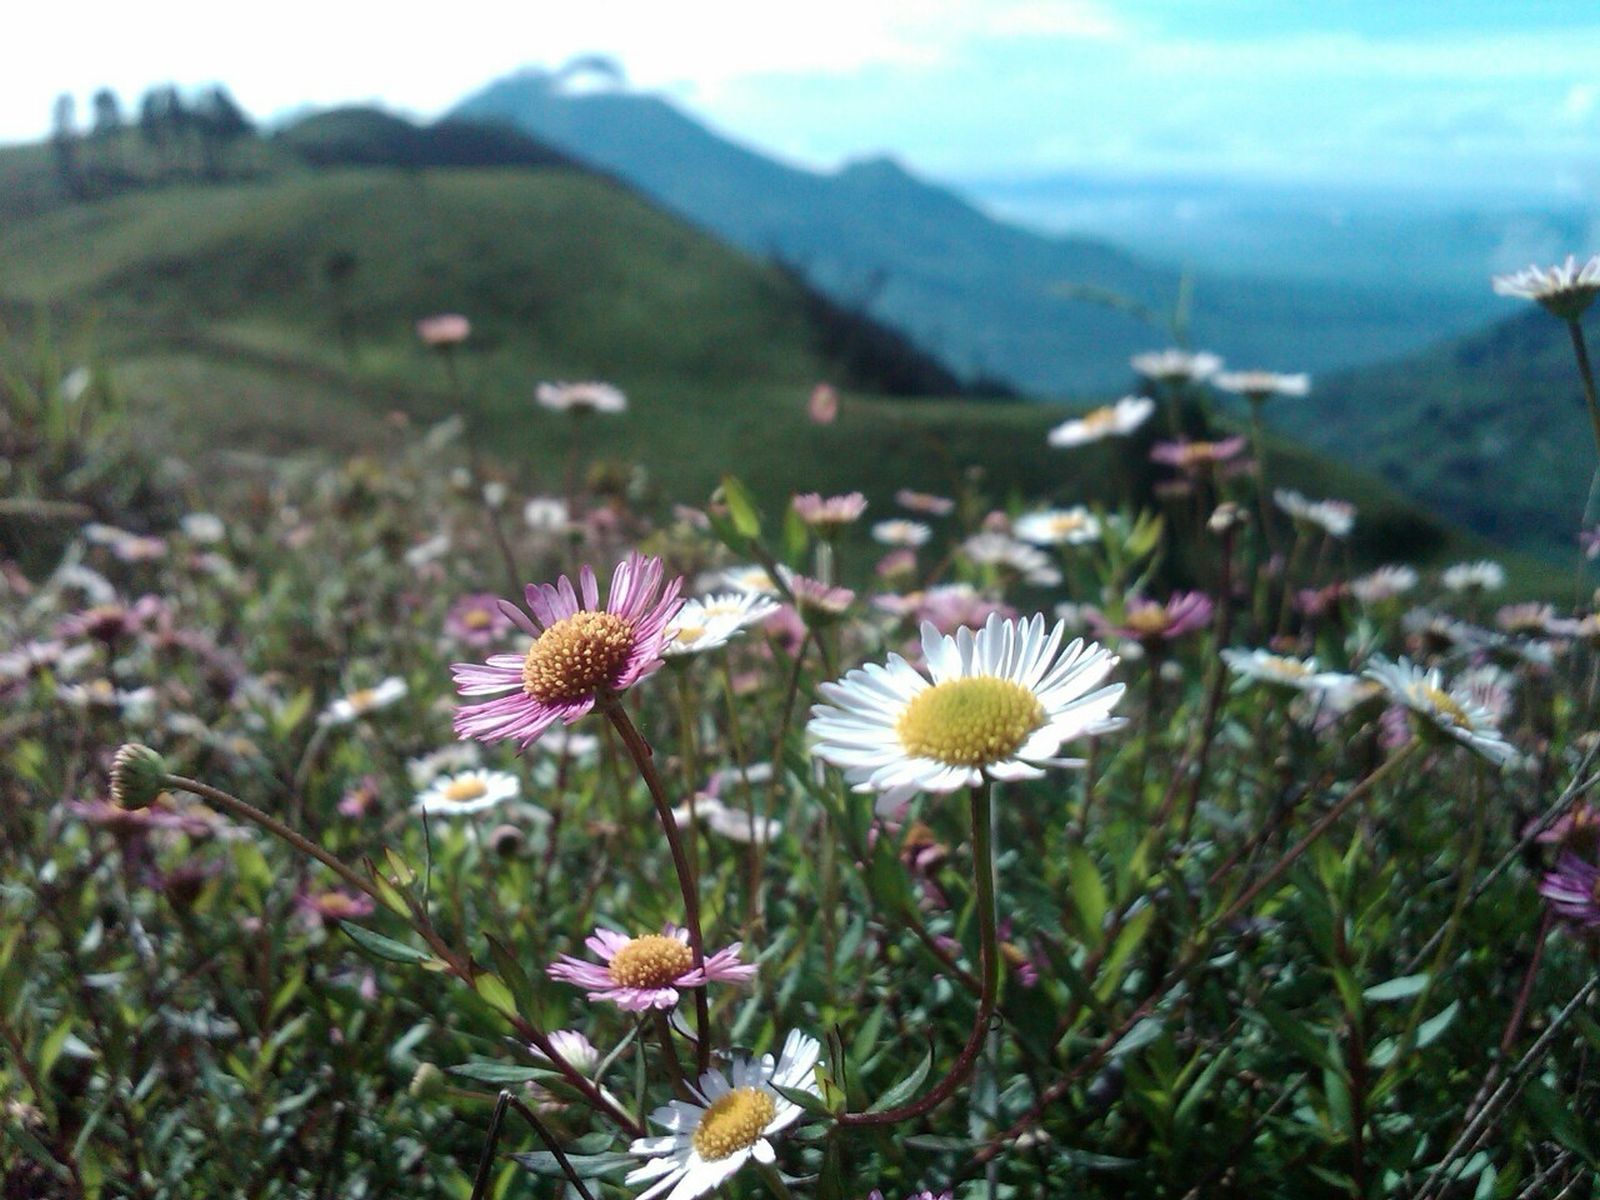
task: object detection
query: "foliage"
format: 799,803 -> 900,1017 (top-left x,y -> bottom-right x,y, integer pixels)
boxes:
4,316 -> 1600,1196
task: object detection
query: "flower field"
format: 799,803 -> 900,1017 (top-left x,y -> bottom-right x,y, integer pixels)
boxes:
6,277 -> 1600,1198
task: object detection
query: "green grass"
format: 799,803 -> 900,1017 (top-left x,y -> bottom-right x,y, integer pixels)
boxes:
0,158 -> 1565,591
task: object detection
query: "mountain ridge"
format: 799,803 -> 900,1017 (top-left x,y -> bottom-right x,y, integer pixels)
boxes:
453,69 -> 1502,395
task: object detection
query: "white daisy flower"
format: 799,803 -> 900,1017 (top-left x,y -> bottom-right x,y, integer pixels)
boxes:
872,519 -> 932,547
1131,349 -> 1223,384
180,513 -> 226,543
536,1029 -> 601,1076
720,565 -> 779,596
1365,656 -> 1516,765
1222,649 -> 1343,693
962,533 -> 1062,587
1441,560 -> 1505,593
1350,565 -> 1418,605
1493,254 -> 1600,320
523,497 -> 571,534
1215,370 -> 1311,400
415,768 -> 520,816
1013,507 -> 1102,547
671,796 -> 783,844
1047,395 -> 1156,447
406,743 -> 483,788
535,380 -> 628,414
1273,489 -> 1354,538
403,532 -> 451,568
318,677 -> 407,726
665,592 -> 781,658
537,727 -> 602,760
627,1029 -> 821,1200
59,679 -> 157,722
808,613 -> 1125,793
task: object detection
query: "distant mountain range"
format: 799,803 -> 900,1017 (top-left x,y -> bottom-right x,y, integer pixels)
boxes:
454,69 -> 1497,395
964,170 -> 1594,305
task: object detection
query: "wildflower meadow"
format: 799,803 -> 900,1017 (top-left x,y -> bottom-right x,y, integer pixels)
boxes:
8,258 -> 1600,1200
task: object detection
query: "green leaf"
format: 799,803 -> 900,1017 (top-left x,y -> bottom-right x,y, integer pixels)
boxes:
1068,846 -> 1109,947
338,922 -> 434,965
719,475 -> 763,538
473,971 -> 518,1015
773,1082 -> 835,1118
866,1046 -> 932,1113
511,1150 -> 633,1180
485,935 -> 536,1015
1255,1000 -> 1338,1072
1416,1000 -> 1460,1049
447,1062 -> 549,1085
1363,974 -> 1430,1003
1523,1078 -> 1599,1165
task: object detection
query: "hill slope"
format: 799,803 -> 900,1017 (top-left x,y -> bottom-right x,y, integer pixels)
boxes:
454,70 -> 1494,395
0,149 -> 1546,585
1277,306 -> 1596,559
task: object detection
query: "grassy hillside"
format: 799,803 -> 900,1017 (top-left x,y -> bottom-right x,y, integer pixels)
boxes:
0,146 -> 1559,589
1276,306 -> 1596,561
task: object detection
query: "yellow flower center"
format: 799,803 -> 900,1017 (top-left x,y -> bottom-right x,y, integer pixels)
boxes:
692,1087 -> 777,1162
444,778 -> 488,802
1080,405 -> 1117,431
521,611 -> 635,703
1262,656 -> 1311,678
607,935 -> 694,989
1123,606 -> 1171,637
463,609 -> 494,630
346,688 -> 377,711
1416,683 -> 1471,729
896,677 -> 1045,767
675,623 -> 707,646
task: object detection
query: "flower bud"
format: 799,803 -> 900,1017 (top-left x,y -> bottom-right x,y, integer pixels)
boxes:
110,743 -> 167,810
487,824 -> 527,858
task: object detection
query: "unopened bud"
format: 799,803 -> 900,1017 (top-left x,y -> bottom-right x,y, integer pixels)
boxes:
487,824 -> 526,858
110,743 -> 167,810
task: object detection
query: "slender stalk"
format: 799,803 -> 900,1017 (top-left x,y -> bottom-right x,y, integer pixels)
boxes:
1567,319 -> 1600,460
1247,395 -> 1281,556
654,1010 -> 693,1098
841,780 -> 999,1126
602,699 -> 713,1075
441,348 -> 521,596
161,773 -> 642,1135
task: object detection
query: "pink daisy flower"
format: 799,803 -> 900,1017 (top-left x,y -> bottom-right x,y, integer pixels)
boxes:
451,553 -> 683,750
548,927 -> 757,1011
446,592 -> 514,647
416,313 -> 471,347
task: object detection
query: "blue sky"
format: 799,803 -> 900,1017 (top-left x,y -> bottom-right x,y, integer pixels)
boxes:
11,1 -> 1600,196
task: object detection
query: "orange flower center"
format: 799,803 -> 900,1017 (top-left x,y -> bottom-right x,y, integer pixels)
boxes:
444,778 -> 488,802
521,611 -> 635,703
1123,606 -> 1171,637
692,1088 -> 777,1162
607,934 -> 694,989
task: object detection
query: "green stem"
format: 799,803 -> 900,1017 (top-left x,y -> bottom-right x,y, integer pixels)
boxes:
602,700 -> 713,1076
1567,318 -> 1600,461
162,773 -> 643,1135
1249,395 -> 1281,556
841,779 -> 999,1126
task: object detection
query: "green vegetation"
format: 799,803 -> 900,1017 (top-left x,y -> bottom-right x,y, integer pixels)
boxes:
1281,309 -> 1597,561
0,118 -> 1561,588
